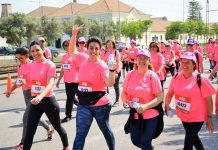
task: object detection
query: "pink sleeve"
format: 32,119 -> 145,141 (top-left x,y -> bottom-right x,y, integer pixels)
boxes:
100,62 -> 109,81
45,49 -> 52,59
151,72 -> 162,94
168,75 -> 176,93
198,52 -> 204,62
159,54 -> 165,64
122,71 -> 132,94
200,75 -> 216,98
47,62 -> 56,78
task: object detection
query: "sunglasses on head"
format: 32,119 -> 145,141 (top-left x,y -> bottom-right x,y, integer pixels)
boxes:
79,42 -> 85,44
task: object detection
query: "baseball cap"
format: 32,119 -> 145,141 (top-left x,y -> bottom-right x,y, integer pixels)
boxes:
211,38 -> 216,43
194,40 -> 199,44
187,38 -> 195,45
180,51 -> 196,62
78,37 -> 86,42
130,39 -> 136,44
137,50 -> 151,58
37,37 -> 45,42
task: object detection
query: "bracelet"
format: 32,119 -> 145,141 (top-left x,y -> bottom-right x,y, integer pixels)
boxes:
208,115 -> 212,118
109,69 -> 115,72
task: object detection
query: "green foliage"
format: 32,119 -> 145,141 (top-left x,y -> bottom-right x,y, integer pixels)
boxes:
73,16 -> 89,38
188,0 -> 202,20
211,24 -> 218,36
166,21 -> 184,40
121,20 -> 152,39
0,13 -> 27,46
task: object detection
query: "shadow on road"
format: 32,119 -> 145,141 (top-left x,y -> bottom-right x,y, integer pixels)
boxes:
110,108 -> 129,116
0,108 -> 24,114
9,123 -> 23,128
0,146 -> 13,150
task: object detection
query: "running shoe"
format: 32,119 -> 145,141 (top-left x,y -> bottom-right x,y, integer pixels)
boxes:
47,128 -> 54,140
14,143 -> 23,150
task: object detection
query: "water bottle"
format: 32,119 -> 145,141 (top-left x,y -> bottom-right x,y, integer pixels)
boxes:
108,52 -> 114,70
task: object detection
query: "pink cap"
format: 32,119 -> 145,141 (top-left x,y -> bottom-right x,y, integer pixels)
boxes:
137,50 -> 151,58
194,40 -> 199,44
180,51 -> 196,62
78,37 -> 86,42
165,42 -> 171,46
130,39 -> 136,44
173,39 -> 178,43
38,37 -> 45,42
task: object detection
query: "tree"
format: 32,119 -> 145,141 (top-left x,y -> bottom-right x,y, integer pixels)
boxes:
25,16 -> 40,45
211,24 -> 218,36
74,16 -> 89,38
0,13 -> 27,46
89,20 -> 103,38
166,21 -> 184,40
188,0 -> 202,20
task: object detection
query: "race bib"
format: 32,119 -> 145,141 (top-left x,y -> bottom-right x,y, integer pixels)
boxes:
78,82 -> 93,92
31,80 -> 46,95
122,54 -> 127,59
176,56 -> 179,59
16,76 -> 26,86
175,95 -> 191,114
130,50 -> 134,54
164,57 -> 169,62
62,63 -> 71,70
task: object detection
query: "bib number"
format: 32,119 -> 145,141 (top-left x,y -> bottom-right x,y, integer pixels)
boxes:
130,50 -> 134,54
175,95 -> 191,114
31,80 -> 46,95
78,82 -> 93,92
16,77 -> 26,86
63,63 -> 71,70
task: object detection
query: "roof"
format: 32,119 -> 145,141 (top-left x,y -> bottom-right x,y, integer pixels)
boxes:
150,19 -> 172,32
27,6 -> 59,17
75,0 -> 146,15
49,3 -> 89,17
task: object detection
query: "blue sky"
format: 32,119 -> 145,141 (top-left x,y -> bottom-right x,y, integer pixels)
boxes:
1,0 -> 217,23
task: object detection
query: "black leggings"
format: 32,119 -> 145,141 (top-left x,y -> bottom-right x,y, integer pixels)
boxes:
175,61 -> 180,72
23,96 -> 68,150
129,60 -> 135,71
65,82 -> 78,118
122,61 -> 129,71
114,72 -> 121,103
182,121 -> 204,150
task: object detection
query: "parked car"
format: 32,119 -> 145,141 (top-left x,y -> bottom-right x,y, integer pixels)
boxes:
47,46 -> 59,58
0,47 -> 15,55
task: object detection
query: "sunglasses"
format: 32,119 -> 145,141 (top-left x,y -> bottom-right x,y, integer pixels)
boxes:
106,43 -> 112,46
150,46 -> 156,48
63,44 -> 69,47
40,40 -> 45,43
79,42 -> 85,44
165,45 -> 170,47
187,44 -> 194,47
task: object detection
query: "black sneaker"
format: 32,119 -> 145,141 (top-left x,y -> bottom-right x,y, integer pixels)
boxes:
112,101 -> 119,107
61,116 -> 72,123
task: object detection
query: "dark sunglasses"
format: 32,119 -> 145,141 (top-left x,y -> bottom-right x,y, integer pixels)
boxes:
150,46 -> 156,48
79,42 -> 85,44
165,45 -> 170,47
63,44 -> 69,47
40,40 -> 45,43
187,44 -> 194,47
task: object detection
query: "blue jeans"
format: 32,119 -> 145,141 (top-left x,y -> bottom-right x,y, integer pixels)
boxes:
73,103 -> 115,150
130,116 -> 158,150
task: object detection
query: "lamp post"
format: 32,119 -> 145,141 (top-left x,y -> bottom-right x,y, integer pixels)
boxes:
118,0 -> 121,46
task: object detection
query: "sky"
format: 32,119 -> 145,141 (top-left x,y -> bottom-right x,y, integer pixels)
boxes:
0,0 -> 217,23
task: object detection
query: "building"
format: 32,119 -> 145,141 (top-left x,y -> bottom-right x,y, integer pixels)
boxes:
1,3 -> 12,18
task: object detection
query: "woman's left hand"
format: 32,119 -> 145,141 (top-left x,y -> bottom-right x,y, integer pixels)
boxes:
31,95 -> 43,105
206,118 -> 214,134
136,104 -> 147,114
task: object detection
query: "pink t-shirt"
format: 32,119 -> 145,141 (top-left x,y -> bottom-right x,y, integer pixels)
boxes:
150,52 -> 165,81
128,47 -> 138,61
30,59 -> 56,97
103,49 -> 120,72
78,59 -> 110,106
61,52 -> 88,83
172,44 -> 183,61
78,48 -> 88,54
213,46 -> 218,62
207,45 -> 216,60
160,46 -> 166,54
123,70 -> 162,119
188,50 -> 203,72
168,72 -> 216,122
44,48 -> 52,59
195,45 -> 203,54
121,50 -> 129,61
16,60 -> 32,90
163,51 -> 175,68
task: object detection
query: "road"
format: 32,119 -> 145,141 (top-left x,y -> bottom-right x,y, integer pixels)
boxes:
0,60 -> 218,150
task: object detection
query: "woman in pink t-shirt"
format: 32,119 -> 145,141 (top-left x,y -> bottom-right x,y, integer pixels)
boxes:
128,39 -> 138,70
172,40 -> 183,72
77,37 -> 88,54
149,42 -> 165,90
163,43 -> 176,79
70,25 -> 116,150
165,51 -> 215,150
121,44 -> 129,79
23,40 -> 70,150
104,39 -> 121,106
121,50 -> 163,150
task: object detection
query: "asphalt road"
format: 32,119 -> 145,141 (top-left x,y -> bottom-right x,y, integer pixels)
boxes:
0,60 -> 218,150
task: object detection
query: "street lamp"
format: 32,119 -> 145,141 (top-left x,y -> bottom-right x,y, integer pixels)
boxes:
118,0 -> 121,46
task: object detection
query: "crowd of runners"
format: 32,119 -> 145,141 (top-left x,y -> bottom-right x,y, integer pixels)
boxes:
4,24 -> 218,150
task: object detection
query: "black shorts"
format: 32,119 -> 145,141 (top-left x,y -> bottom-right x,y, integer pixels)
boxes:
122,61 -> 129,71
